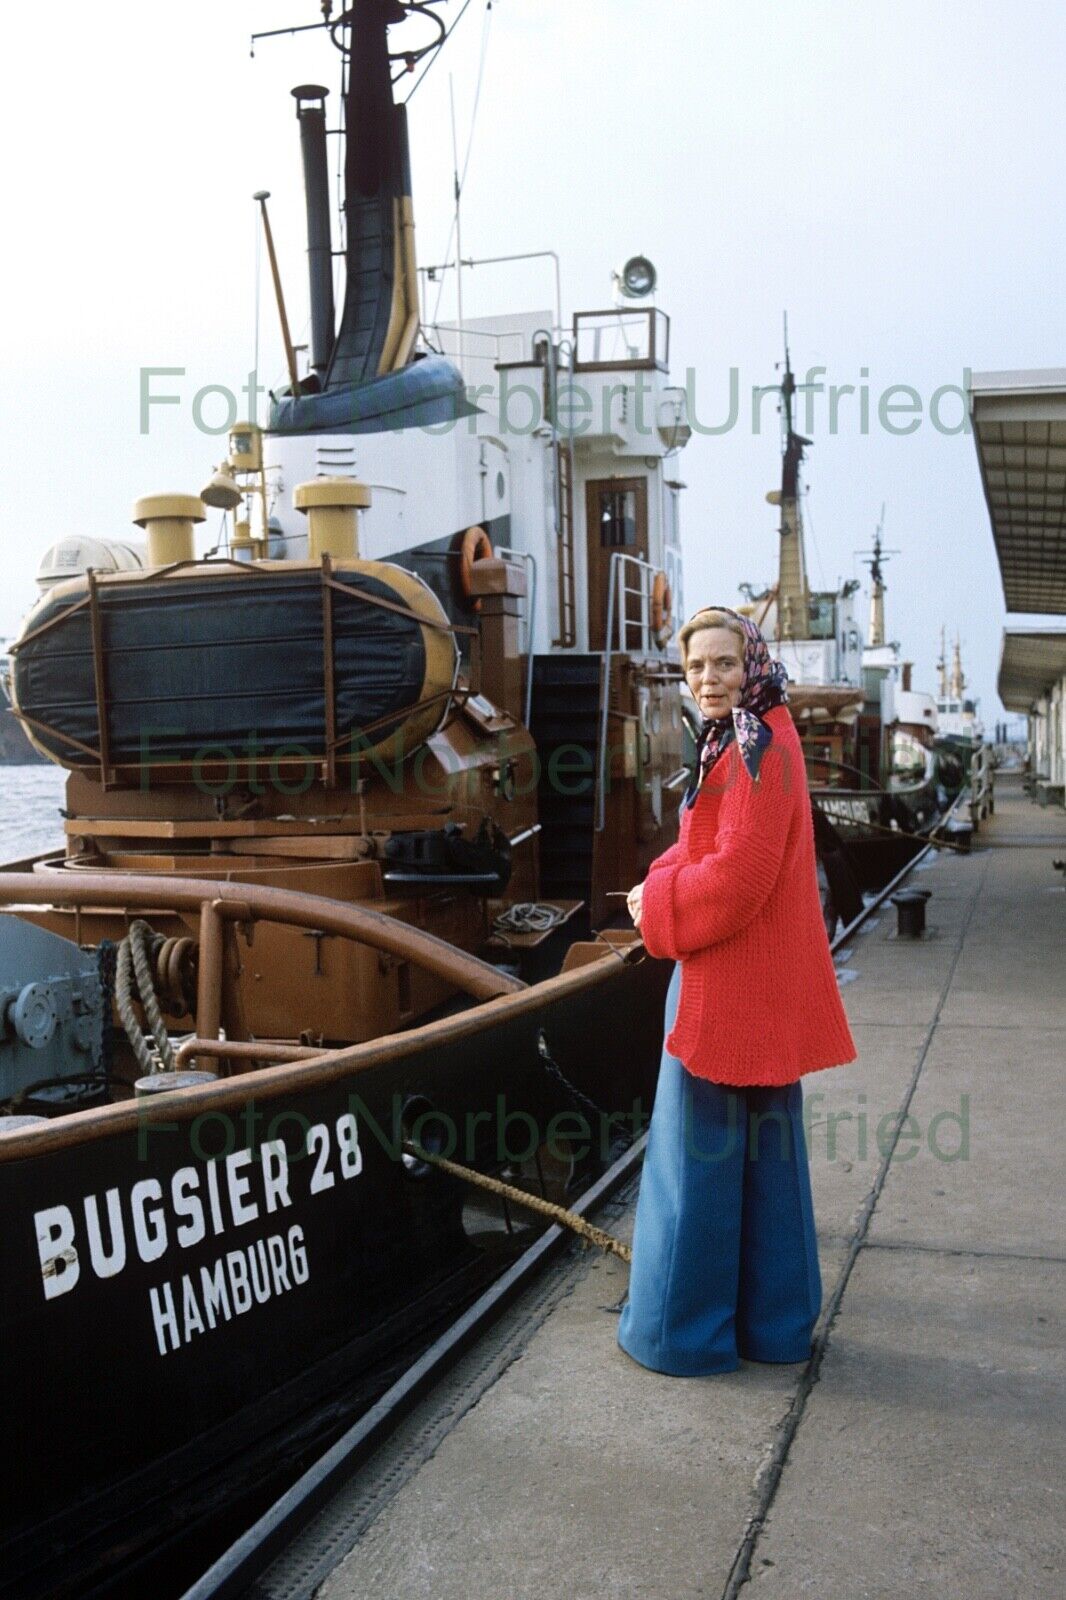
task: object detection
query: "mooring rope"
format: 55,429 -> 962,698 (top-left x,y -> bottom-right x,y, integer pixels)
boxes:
403,1142 -> 632,1263
826,810 -> 972,853
115,939 -> 155,1076
115,920 -> 177,1074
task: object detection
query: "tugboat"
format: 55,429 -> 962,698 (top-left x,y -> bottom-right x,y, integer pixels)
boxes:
0,4 -> 693,1593
737,338 -> 948,928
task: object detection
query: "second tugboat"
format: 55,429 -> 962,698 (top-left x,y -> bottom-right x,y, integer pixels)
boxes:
737,335 -> 950,931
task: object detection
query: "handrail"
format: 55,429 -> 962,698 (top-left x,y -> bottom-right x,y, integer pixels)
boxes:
420,250 -> 564,343
595,551 -> 663,832
0,871 -> 526,1003
970,742 -> 994,825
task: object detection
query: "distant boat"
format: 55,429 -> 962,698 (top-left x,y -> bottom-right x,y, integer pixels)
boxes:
737,336 -> 950,932
933,627 -> 984,795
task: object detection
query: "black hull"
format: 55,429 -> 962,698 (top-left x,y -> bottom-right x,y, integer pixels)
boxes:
813,779 -> 945,898
0,953 -> 671,1598
932,735 -> 973,798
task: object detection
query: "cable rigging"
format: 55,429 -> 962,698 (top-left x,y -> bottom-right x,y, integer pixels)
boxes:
429,0 -> 495,326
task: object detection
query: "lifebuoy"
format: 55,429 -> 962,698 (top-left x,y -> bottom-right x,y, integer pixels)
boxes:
651,569 -> 673,644
459,526 -> 494,611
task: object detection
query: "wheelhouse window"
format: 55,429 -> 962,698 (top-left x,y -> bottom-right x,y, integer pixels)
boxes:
888,730 -> 929,787
598,488 -> 638,548
573,308 -> 669,370
806,594 -> 837,641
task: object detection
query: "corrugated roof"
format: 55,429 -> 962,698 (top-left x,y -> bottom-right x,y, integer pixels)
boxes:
997,625 -> 1066,710
970,371 -> 1066,613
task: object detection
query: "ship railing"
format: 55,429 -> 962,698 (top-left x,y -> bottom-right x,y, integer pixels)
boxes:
595,551 -> 666,832
970,741 -> 994,825
420,322 -> 531,367
0,871 -> 527,1085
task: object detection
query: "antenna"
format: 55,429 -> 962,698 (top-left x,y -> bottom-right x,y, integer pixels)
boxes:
867,509 -> 883,580
780,311 -> 795,437
449,73 -> 464,368
855,508 -> 900,588
752,313 -> 816,454
854,508 -> 900,651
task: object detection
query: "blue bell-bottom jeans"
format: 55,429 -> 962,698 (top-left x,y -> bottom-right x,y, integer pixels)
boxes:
618,962 -> 822,1375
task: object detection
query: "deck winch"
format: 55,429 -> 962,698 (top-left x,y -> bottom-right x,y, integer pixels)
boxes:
0,920 -> 104,1105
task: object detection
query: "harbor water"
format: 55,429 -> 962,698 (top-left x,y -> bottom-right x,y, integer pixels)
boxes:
0,765 -> 67,860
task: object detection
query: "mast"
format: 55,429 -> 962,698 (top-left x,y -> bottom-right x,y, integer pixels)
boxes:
866,506 -> 887,649
856,514 -> 899,654
937,626 -> 948,698
950,633 -> 965,699
775,320 -> 812,641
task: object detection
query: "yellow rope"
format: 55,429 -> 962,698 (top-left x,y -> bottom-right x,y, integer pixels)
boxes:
404,1143 -> 633,1263
824,810 -> 971,853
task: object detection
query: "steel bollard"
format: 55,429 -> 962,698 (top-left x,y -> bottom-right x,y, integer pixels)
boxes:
890,888 -> 932,939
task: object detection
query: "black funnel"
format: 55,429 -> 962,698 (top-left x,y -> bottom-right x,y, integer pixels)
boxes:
326,0 -> 416,391
292,85 -> 336,378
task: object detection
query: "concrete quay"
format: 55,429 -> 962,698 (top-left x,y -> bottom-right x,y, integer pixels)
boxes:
268,774 -> 1065,1600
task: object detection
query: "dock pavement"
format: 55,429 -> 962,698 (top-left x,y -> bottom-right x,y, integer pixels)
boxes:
262,772 -> 1065,1600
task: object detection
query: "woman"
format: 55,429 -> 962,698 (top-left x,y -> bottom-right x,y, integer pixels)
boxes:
619,606 -> 856,1376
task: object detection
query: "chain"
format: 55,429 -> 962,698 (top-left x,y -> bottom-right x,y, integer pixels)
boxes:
535,1028 -> 610,1127
96,939 -> 117,1080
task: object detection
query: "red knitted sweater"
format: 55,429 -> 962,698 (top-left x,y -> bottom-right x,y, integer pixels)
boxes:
640,705 -> 857,1086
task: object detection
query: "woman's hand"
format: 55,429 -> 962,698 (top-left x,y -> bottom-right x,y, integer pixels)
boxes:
626,881 -> 644,928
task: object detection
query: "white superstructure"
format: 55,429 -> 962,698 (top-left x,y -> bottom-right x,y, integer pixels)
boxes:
263,299 -> 689,661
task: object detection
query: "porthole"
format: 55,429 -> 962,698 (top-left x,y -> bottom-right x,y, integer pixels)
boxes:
400,1094 -> 450,1178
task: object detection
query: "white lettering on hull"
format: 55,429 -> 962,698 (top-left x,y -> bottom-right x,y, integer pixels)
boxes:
820,797 -> 875,824
149,1226 -> 310,1356
32,1115 -> 362,1354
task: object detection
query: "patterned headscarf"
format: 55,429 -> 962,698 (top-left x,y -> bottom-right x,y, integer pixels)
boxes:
683,607 -> 789,806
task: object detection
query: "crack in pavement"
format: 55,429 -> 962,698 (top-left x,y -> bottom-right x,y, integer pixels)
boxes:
719,855 -> 991,1600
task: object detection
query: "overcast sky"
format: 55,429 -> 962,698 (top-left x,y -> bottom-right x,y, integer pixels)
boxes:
3,0 -> 1063,721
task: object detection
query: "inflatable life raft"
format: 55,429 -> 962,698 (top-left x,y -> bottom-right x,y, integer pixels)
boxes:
9,556 -> 459,782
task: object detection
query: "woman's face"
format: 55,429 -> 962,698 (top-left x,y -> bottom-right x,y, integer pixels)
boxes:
685,626 -> 745,717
